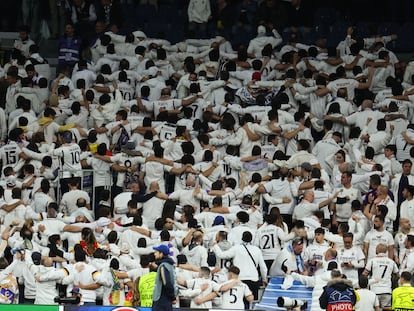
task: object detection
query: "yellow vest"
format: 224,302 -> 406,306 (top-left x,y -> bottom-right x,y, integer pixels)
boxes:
139,272 -> 157,307
392,284 -> 414,311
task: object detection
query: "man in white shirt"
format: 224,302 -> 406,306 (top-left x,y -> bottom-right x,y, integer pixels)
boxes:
334,171 -> 361,226
60,178 -> 91,216
179,266 -> 220,308
303,227 -> 329,276
337,232 -> 365,285
14,26 -> 35,57
312,131 -> 342,176
292,190 -> 337,222
52,131 -> 82,194
363,216 -> 395,261
400,185 -> 414,220
355,275 -> 380,311
218,266 -> 254,310
363,243 -> 399,309
247,25 -> 282,57
212,231 -> 267,300
399,235 -> 414,274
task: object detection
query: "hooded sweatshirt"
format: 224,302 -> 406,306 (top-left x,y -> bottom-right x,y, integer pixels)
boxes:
319,278 -> 358,311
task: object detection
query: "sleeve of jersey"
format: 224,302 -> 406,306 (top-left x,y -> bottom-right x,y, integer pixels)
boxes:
94,270 -> 112,287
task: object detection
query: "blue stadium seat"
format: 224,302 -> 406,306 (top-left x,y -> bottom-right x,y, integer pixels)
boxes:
254,277 -> 313,311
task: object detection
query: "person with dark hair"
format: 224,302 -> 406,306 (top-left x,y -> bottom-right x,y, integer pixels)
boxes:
218,265 -> 254,309
152,244 -> 178,311
82,142 -> 112,214
281,111 -> 313,157
135,255 -> 157,307
31,179 -> 53,213
312,131 -> 342,176
255,209 -> 293,270
336,232 -> 366,285
356,274 -> 380,311
391,160 -> 414,229
72,60 -> 97,89
319,269 -> 358,311
14,25 -> 36,57
212,230 -> 267,302
58,23 -> 82,72
363,216 -> 394,262
332,170 -> 361,230
69,243 -> 110,305
399,234 -> 414,275
178,266 -> 220,308
51,130 -> 82,195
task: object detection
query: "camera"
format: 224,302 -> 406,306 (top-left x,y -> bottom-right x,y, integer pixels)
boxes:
277,297 -> 308,310
54,296 -> 81,305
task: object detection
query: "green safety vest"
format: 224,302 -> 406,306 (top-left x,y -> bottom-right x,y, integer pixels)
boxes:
392,285 -> 414,311
139,272 -> 157,307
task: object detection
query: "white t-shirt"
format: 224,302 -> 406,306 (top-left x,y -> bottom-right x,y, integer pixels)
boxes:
337,246 -> 366,281
364,229 -> 394,261
355,288 -> 379,311
219,280 -> 252,309
86,156 -> 112,186
52,143 -> 82,178
365,256 -> 398,294
253,223 -> 287,260
60,189 -> 90,215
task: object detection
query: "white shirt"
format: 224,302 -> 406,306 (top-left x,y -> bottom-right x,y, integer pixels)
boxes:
400,198 -> 414,220
264,179 -> 296,214
33,265 -> 67,305
184,278 -> 221,309
52,143 -> 82,178
365,255 -> 398,294
213,243 -> 267,282
219,280 -> 252,309
327,78 -> 359,100
60,189 -> 90,215
85,156 -> 112,187
335,187 -> 360,222
355,288 -> 379,311
293,200 -> 320,221
337,246 -> 366,281
253,223 -> 288,260
188,0 -> 211,23
364,229 -> 394,261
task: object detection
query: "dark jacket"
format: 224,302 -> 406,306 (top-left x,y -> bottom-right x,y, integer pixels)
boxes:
319,278 -> 357,311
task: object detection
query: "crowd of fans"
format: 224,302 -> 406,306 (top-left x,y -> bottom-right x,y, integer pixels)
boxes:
1,0 -> 414,310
